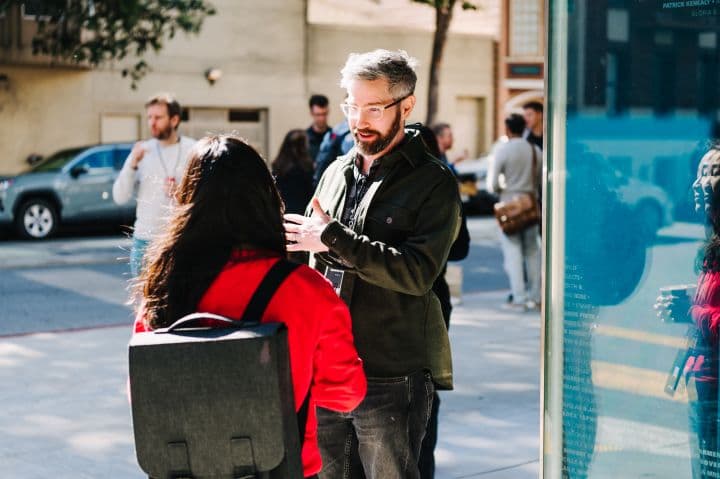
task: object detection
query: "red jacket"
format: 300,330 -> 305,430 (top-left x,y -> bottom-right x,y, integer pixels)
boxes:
687,270 -> 720,383
133,250 -> 367,477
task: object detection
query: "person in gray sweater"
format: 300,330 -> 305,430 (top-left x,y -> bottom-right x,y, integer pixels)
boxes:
487,113 -> 542,310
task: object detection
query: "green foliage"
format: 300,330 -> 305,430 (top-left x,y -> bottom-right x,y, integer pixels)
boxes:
4,0 -> 215,88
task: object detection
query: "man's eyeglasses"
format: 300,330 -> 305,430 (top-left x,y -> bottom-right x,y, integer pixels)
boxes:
340,94 -> 412,120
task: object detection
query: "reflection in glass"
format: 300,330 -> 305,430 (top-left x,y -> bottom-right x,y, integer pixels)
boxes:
548,0 -> 720,477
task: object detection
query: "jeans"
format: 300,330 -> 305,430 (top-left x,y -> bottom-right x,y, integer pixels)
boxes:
687,376 -> 719,478
130,237 -> 150,277
498,224 -> 541,304
317,370 -> 434,479
418,391 -> 440,479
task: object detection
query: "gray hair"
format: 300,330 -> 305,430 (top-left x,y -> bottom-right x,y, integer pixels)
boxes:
340,49 -> 418,99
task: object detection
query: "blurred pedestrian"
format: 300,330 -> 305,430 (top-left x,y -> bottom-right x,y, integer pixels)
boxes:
112,93 -> 195,277
132,135 -> 367,479
522,101 -> 544,150
487,113 -> 541,311
431,122 -> 468,175
313,119 -> 354,186
272,129 -> 315,215
284,49 -> 461,479
307,94 -> 332,164
417,125 -> 470,479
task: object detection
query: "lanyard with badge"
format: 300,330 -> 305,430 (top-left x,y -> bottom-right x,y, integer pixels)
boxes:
156,138 -> 182,198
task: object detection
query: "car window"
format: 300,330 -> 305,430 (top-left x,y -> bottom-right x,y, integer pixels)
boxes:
30,147 -> 86,173
114,148 -> 131,170
75,150 -> 114,173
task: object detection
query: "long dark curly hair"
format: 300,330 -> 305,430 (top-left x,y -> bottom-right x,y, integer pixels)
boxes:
135,135 -> 287,329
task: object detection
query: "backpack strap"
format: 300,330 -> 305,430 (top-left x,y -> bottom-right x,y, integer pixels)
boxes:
240,259 -> 300,323
238,259 -> 312,448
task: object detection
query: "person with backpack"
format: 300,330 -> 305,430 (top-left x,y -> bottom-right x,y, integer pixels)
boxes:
131,135 -> 367,478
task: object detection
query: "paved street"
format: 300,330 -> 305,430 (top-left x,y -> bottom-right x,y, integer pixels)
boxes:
0,217 -> 542,478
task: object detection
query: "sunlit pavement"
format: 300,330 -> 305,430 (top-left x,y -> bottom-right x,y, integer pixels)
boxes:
0,218 -> 541,478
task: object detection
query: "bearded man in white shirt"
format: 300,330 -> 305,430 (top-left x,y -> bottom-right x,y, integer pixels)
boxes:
113,93 -> 195,276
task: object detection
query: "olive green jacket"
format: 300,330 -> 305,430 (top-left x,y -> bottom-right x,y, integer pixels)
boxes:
310,129 -> 461,390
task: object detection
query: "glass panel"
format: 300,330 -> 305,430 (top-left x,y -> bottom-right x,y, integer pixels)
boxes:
546,1 -> 720,477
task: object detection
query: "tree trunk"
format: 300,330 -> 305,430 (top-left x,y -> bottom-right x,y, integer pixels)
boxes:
426,0 -> 455,126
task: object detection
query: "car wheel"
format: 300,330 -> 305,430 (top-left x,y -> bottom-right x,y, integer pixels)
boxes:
15,199 -> 58,240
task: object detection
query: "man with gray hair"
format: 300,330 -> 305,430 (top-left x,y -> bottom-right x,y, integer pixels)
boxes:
284,49 -> 461,478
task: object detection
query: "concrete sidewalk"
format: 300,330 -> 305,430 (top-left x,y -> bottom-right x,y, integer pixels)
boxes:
0,290 -> 540,478
0,235 -> 132,269
0,218 -> 540,478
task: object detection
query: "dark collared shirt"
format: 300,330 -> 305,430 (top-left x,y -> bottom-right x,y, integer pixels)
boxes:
340,154 -> 384,229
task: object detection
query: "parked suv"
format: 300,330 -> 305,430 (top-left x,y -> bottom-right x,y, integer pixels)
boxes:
0,143 -> 135,239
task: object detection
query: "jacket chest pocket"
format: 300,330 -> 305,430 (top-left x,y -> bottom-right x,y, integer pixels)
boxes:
366,202 -> 416,245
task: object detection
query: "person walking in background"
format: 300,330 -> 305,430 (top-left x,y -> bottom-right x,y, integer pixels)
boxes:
431,122 -> 468,176
522,101 -> 544,150
132,135 -> 367,479
313,118 -> 355,187
112,93 -> 195,277
272,129 -> 315,215
487,113 -> 541,311
284,49 -> 461,479
307,94 -> 332,164
417,125 -> 470,479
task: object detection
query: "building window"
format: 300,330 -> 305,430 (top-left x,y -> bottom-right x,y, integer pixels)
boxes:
22,1 -> 57,19
228,110 -> 261,123
510,0 -> 541,57
606,9 -> 629,43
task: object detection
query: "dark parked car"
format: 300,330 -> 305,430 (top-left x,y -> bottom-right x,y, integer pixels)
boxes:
0,143 -> 135,239
455,157 -> 498,216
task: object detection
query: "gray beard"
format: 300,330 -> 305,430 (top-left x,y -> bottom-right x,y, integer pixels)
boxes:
354,111 -> 402,156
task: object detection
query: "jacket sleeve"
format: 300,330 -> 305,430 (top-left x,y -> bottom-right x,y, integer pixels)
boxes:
447,210 -> 470,262
689,272 -> 720,344
690,304 -> 720,345
311,287 -> 367,412
320,174 -> 461,296
113,153 -> 138,205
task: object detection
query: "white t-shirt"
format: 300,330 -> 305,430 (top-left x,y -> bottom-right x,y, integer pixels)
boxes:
112,136 -> 195,240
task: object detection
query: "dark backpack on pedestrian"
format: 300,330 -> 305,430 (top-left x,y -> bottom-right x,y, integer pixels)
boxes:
128,260 -> 307,479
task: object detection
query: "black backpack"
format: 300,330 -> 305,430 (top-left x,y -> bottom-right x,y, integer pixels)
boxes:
129,260 -> 306,479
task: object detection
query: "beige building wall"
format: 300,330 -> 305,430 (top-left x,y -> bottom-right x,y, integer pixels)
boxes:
0,0 -> 496,173
308,24 -> 496,159
0,0 -> 308,174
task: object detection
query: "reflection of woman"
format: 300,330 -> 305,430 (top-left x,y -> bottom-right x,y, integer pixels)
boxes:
132,135 -> 367,478
272,129 -> 315,214
685,148 -> 720,479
